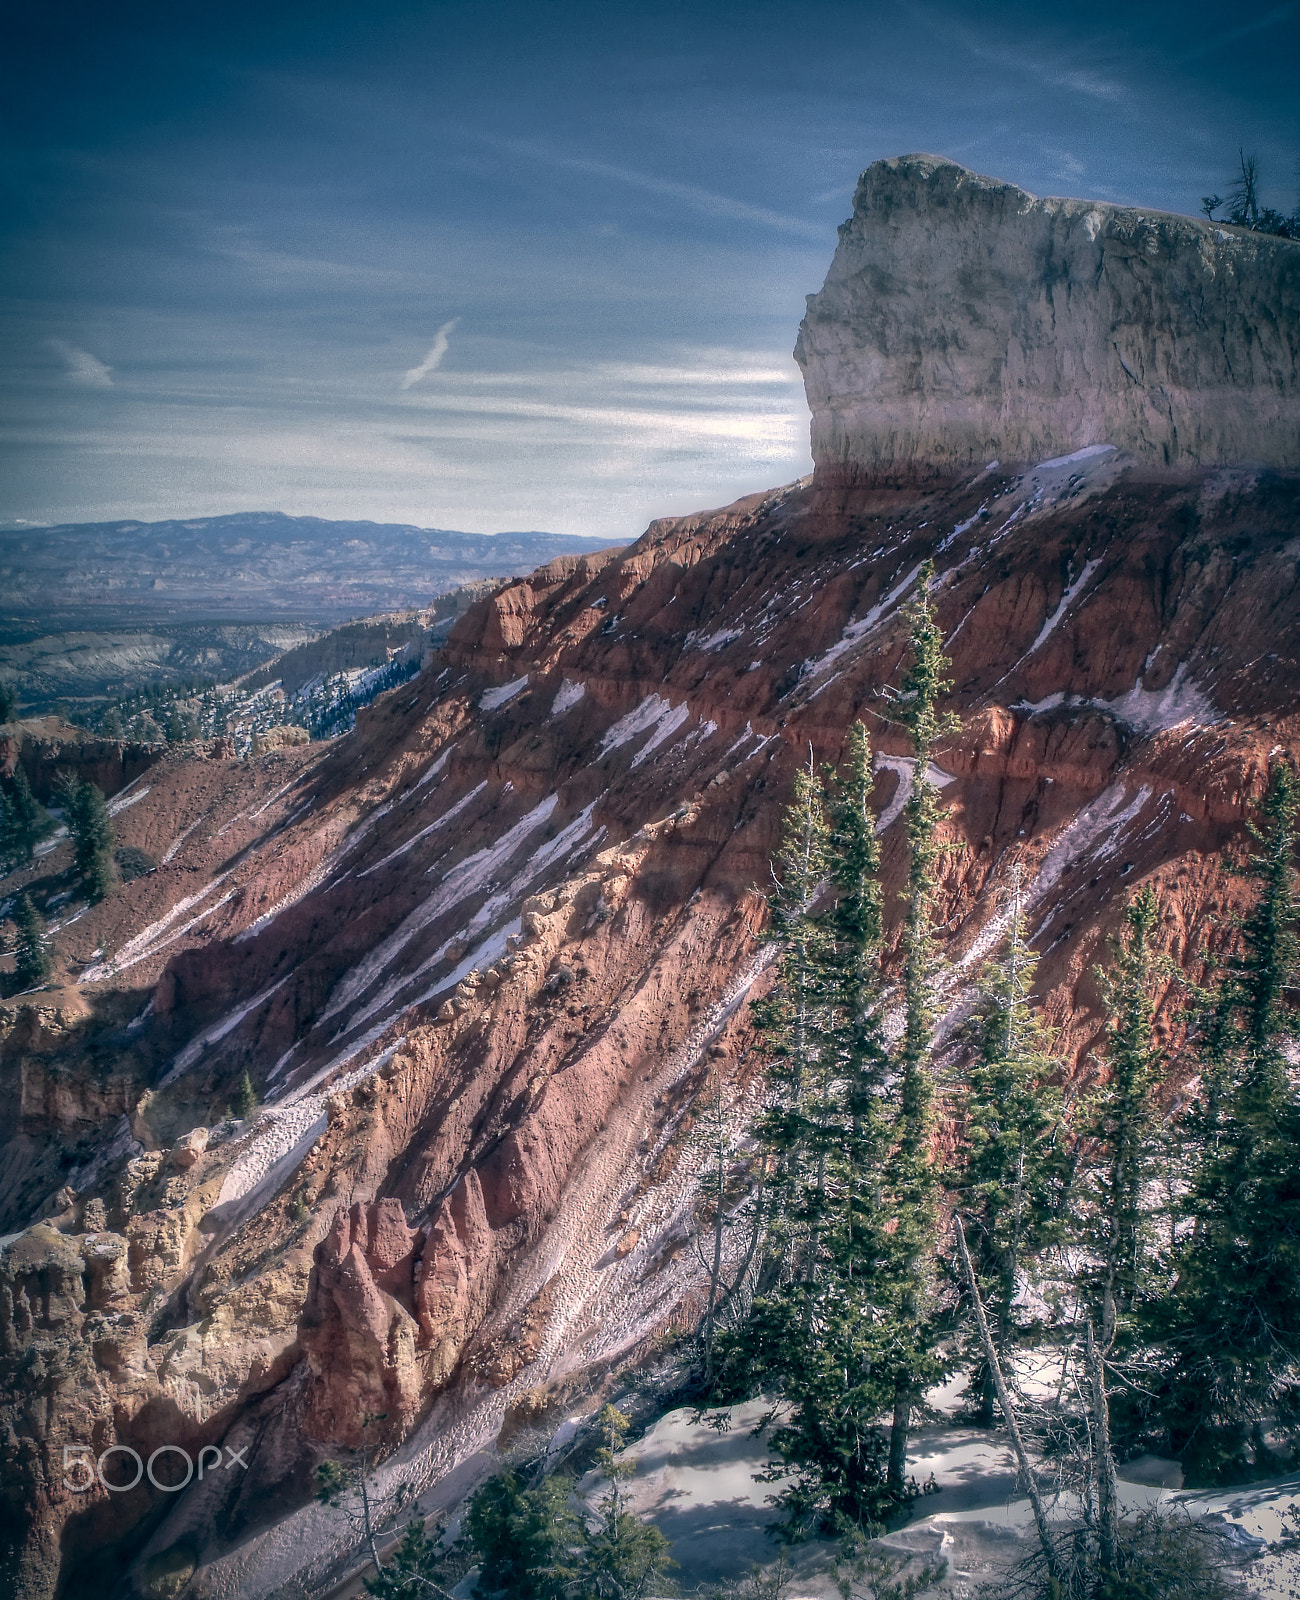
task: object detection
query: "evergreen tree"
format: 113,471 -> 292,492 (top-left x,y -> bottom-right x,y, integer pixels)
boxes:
56,773 -> 117,900
881,563 -> 959,1498
465,1470 -> 582,1600
714,727 -> 903,1534
364,1518 -> 459,1600
0,682 -> 15,724
1079,885 -> 1166,1350
691,1065 -> 741,1385
232,1070 -> 260,1121
2,768 -> 51,864
714,571 -> 961,1529
1148,766 -> 1300,1477
12,893 -> 52,990
950,872 -> 1066,1423
0,788 -> 19,873
746,748 -> 835,1283
577,1405 -> 676,1599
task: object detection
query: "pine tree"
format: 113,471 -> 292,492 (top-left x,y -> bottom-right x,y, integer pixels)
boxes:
1080,885 -> 1166,1350
56,773 -> 117,900
881,562 -> 959,1497
950,872 -> 1066,1424
692,1065 -> 740,1385
363,1518 -> 458,1600
13,893 -> 52,990
0,682 -> 15,723
465,1469 -> 583,1600
714,726 -> 903,1534
577,1405 -> 676,1599
1150,765 -> 1300,1478
0,788 -> 20,873
232,1070 -> 260,1121
747,748 -> 834,1283
5,768 -> 50,863
715,574 -> 961,1530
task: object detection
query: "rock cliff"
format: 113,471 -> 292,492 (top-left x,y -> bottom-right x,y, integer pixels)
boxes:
0,162 -> 1298,1600
796,153 -> 1300,478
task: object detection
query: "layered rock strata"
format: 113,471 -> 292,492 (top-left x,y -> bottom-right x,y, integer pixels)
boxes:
796,153 -> 1300,477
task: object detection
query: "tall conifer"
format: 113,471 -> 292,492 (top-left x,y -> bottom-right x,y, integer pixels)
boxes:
1151,765 -> 1300,1476
1080,885 -> 1165,1350
716,568 -> 961,1529
951,873 -> 1066,1423
13,892 -> 52,990
717,727 -> 900,1532
56,773 -> 117,901
883,562 -> 959,1496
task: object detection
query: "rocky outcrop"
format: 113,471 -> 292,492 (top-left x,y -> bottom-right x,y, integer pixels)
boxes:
0,719 -> 164,801
796,153 -> 1300,478
299,1202 -> 423,1447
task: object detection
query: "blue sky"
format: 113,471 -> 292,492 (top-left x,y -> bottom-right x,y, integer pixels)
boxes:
2,0 -> 1297,538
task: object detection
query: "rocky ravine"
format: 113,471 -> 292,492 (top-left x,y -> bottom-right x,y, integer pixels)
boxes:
1,158 -> 1298,1600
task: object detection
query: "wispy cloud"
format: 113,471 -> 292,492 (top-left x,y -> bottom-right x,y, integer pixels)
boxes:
905,4 -> 1128,105
1177,4 -> 1296,63
482,135 -> 827,240
51,340 -> 112,388
560,154 -> 828,238
400,319 -> 459,390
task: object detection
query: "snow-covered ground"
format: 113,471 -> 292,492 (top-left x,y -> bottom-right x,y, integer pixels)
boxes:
562,1386 -> 1300,1599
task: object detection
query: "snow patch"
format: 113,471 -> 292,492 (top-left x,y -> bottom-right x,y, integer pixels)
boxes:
800,563 -> 923,683
597,695 -> 687,759
346,803 -> 601,1033
550,679 -> 586,717
1017,665 -> 1217,735
414,748 -> 450,788
1029,558 -> 1101,653
79,876 -> 235,982
1094,663 -> 1217,734
160,977 -> 292,1085
630,703 -> 692,768
937,507 -> 986,553
1036,443 -> 1116,470
161,817 -> 202,864
322,794 -> 560,1022
874,755 -> 957,833
108,785 -> 150,816
688,626 -> 743,652
361,781 -> 489,878
479,676 -> 529,712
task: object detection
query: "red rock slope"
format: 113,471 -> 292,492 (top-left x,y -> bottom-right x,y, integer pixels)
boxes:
2,445 -> 1298,1599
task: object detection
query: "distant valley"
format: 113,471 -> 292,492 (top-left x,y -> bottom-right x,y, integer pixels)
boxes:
0,511 -> 609,713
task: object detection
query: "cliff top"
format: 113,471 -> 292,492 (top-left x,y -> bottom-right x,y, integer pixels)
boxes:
796,153 -> 1300,477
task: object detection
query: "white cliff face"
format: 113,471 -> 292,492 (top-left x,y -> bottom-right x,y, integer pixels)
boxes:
795,153 -> 1300,478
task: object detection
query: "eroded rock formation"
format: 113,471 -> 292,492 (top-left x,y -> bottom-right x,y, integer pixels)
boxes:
0,159 -> 1298,1600
796,153 -> 1300,478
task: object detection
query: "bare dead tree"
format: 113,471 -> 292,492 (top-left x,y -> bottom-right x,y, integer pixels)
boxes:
953,1214 -> 1064,1586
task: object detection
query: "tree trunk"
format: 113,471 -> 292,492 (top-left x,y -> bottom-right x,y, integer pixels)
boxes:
360,1467 -> 383,1577
887,1393 -> 911,1498
1086,1321 -> 1120,1577
953,1215 -> 1063,1584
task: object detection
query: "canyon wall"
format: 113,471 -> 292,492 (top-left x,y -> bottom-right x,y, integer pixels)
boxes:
1,159 -> 1299,1600
795,153 -> 1300,478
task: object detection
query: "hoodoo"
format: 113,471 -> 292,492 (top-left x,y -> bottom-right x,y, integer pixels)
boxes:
795,153 -> 1300,478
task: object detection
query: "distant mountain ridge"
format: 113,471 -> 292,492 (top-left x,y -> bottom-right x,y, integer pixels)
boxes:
0,510 -> 611,632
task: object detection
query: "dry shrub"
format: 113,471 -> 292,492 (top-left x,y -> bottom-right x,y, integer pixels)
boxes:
983,1505 -> 1249,1600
